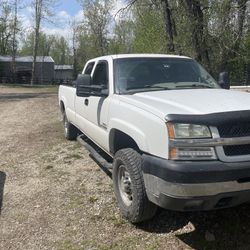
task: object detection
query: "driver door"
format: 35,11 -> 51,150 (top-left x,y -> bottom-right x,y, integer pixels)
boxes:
75,60 -> 111,151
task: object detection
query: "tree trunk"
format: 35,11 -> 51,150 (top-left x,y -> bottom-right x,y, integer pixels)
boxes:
31,27 -> 40,85
218,1 -> 232,72
233,0 -> 248,52
72,31 -> 78,79
11,0 -> 18,84
161,0 -> 175,53
31,0 -> 42,85
183,0 -> 210,68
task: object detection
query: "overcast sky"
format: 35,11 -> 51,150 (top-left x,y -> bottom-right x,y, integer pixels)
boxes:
19,0 -> 126,41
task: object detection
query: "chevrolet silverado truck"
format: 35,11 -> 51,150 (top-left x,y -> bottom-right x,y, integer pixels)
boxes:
59,54 -> 250,223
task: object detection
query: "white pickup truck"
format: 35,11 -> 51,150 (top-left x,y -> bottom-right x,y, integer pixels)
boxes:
59,54 -> 250,223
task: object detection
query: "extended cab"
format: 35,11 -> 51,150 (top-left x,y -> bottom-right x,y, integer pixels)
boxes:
59,54 -> 250,223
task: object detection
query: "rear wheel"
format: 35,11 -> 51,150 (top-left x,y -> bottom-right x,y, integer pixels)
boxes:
113,148 -> 157,223
63,114 -> 78,140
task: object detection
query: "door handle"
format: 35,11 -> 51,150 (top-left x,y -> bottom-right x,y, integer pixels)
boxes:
84,99 -> 89,106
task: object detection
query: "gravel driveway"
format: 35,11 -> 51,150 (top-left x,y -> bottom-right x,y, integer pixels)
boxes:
1,86 -> 250,250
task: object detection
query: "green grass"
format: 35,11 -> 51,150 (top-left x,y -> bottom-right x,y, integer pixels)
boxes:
107,214 -> 127,227
88,196 -> 98,203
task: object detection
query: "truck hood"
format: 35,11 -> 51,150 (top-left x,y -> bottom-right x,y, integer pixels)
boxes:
119,89 -> 250,120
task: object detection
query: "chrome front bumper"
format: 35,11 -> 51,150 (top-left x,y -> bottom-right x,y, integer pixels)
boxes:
144,174 -> 250,197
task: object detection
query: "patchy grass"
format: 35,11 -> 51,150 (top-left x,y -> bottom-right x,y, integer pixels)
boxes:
107,214 -> 127,227
88,195 -> 99,203
0,83 -> 59,89
1,86 -> 250,250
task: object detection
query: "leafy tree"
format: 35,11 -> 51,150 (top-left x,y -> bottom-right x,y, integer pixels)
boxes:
20,32 -> 72,65
79,0 -> 112,57
50,36 -> 70,65
0,2 -> 12,55
2,0 -> 250,85
121,0 -> 249,82
132,0 -> 167,53
109,19 -> 135,54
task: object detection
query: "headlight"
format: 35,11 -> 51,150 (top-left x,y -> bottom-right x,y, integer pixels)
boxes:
169,123 -> 211,139
167,122 -> 217,160
170,147 -> 217,160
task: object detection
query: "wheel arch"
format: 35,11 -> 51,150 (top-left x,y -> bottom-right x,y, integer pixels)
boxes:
60,100 -> 65,114
109,128 -> 147,155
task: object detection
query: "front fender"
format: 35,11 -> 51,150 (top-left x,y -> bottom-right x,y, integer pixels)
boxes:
109,118 -> 148,152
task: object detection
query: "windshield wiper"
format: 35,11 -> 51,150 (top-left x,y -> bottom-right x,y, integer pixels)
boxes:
125,85 -> 171,94
127,85 -> 170,91
175,83 -> 213,89
144,85 -> 171,90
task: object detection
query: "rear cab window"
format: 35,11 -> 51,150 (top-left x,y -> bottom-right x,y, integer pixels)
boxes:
84,62 -> 95,75
92,61 -> 109,88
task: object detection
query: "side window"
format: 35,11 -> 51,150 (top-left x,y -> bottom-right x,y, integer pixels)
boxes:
84,62 -> 95,75
92,61 -> 108,87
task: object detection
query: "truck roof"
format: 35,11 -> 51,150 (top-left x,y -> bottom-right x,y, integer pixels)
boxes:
88,54 -> 191,61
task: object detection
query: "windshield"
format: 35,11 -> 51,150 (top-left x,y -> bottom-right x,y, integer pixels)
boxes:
114,57 -> 219,94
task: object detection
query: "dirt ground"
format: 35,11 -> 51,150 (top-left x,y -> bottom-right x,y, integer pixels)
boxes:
1,86 -> 250,250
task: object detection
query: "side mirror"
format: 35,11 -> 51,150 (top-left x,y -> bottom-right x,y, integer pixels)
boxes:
93,85 -> 109,97
76,74 -> 108,97
218,72 -> 230,89
76,74 -> 92,97
76,74 -> 92,86
87,84 -> 109,97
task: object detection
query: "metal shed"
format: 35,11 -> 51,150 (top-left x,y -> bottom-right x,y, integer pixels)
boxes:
54,65 -> 74,84
0,56 -> 55,84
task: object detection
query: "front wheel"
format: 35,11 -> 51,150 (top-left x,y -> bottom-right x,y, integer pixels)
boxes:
112,148 -> 157,223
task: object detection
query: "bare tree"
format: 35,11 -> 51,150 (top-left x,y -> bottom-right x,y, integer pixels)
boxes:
31,0 -> 42,85
30,0 -> 56,85
70,19 -> 80,79
10,0 -> 21,83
